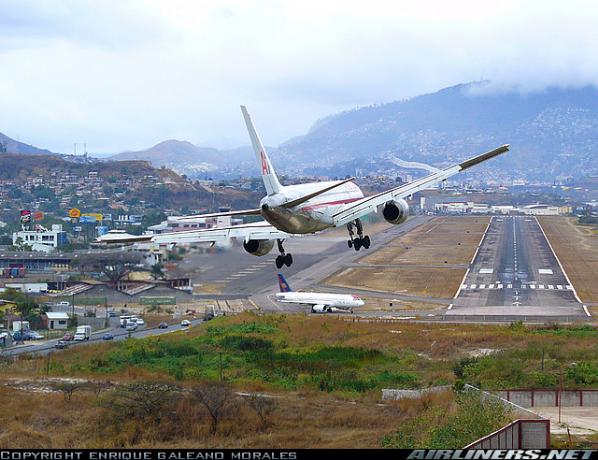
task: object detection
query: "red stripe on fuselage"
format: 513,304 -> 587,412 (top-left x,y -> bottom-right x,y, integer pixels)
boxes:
297,197 -> 362,211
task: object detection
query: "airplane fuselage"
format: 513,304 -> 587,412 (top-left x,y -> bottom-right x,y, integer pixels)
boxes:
260,181 -> 364,234
275,291 -> 364,310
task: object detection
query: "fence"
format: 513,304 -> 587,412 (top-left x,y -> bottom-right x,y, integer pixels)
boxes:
465,419 -> 550,449
497,389 -> 598,408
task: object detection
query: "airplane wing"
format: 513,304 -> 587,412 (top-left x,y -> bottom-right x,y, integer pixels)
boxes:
332,144 -> 510,226
175,208 -> 262,221
96,221 -> 292,245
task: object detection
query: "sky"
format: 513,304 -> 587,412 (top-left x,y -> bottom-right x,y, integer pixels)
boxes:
1,0 -> 598,154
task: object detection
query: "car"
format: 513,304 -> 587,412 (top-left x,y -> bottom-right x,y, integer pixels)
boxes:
102,333 -> 114,340
180,319 -> 191,327
54,340 -> 69,349
135,318 -> 145,327
125,323 -> 138,332
27,331 -> 45,340
107,311 -> 118,317
158,322 -> 168,329
62,333 -> 74,341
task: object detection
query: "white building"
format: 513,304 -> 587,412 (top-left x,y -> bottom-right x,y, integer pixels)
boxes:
12,225 -> 68,252
44,312 -> 69,330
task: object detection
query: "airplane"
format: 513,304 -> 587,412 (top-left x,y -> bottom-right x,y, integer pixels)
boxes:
275,273 -> 364,313
97,106 -> 510,268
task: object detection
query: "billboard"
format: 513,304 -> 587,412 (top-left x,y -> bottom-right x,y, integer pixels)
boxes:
140,296 -> 177,305
82,213 -> 103,222
68,208 -> 81,218
19,210 -> 31,224
79,216 -> 97,223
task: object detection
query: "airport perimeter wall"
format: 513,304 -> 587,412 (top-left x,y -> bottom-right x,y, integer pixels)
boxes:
496,389 -> 598,407
465,420 -> 550,449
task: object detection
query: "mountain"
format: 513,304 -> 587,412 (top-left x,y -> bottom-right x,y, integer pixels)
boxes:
111,140 -> 256,178
276,82 -> 598,181
0,132 -> 55,155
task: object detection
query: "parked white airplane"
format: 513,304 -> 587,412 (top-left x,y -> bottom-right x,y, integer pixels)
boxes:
97,106 -> 509,268
275,274 -> 363,313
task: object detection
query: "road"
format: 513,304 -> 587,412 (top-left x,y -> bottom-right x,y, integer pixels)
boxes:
1,319 -> 204,357
446,215 -> 588,320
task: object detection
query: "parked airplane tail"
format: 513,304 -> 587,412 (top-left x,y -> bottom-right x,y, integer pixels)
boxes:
241,105 -> 283,196
277,273 -> 293,293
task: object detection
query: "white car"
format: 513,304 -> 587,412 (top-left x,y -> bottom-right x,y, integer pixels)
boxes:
180,319 -> 191,327
125,322 -> 138,331
135,318 -> 145,327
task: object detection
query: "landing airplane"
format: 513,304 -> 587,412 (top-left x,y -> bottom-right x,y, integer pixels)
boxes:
275,274 -> 363,313
97,106 -> 510,268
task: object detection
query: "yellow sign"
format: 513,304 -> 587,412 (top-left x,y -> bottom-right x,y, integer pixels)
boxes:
82,213 -> 103,222
68,208 -> 81,218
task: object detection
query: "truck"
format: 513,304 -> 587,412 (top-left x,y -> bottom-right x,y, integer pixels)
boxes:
73,325 -> 91,341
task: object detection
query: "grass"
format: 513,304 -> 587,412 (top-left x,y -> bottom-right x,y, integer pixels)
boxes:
325,216 -> 489,298
538,217 -> 598,304
5,313 -> 598,393
2,314 -> 598,448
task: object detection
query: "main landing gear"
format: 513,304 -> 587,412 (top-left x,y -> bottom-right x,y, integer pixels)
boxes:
347,218 -> 371,251
275,239 -> 293,269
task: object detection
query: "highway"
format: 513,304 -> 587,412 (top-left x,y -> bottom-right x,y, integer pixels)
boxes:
446,215 -> 588,319
1,319 -> 204,357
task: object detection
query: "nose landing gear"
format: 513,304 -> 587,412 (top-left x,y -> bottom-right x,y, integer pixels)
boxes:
347,219 -> 371,251
275,239 -> 293,269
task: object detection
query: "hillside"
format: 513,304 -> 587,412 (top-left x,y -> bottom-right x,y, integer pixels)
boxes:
276,82 -> 598,181
0,132 -> 55,155
0,154 -> 260,224
111,140 -> 256,179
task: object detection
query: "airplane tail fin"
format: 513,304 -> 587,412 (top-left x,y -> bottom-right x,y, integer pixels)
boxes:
241,105 -> 283,196
277,273 -> 292,292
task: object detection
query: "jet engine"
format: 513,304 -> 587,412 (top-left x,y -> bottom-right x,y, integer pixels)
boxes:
382,198 -> 409,225
243,239 -> 275,256
311,305 -> 327,313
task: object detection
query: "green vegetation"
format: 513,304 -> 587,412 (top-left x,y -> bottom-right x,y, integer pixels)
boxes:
20,315 -> 598,395
381,390 -> 512,448
52,317 -> 426,394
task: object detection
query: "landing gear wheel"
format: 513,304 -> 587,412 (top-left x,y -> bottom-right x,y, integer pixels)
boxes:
354,238 -> 362,251
347,240 -> 353,248
284,253 -> 293,267
275,256 -> 284,269
362,235 -> 371,249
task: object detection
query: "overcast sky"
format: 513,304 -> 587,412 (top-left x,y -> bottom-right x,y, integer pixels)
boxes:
2,0 -> 598,154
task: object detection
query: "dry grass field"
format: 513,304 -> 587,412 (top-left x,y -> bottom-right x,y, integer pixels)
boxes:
538,217 -> 598,304
1,313 -> 597,448
326,217 -> 490,298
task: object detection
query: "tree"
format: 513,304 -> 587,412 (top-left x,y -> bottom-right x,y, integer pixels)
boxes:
51,380 -> 88,401
247,393 -> 277,430
150,263 -> 165,280
71,252 -> 143,285
191,381 -> 239,434
100,381 -> 180,424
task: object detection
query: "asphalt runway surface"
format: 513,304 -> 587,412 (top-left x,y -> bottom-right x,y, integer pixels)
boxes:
446,215 -> 588,320
176,216 -> 430,304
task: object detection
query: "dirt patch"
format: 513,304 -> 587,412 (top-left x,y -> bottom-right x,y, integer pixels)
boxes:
327,266 -> 464,298
325,216 -> 489,299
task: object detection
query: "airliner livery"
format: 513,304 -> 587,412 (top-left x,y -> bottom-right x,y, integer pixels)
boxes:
275,274 -> 364,313
97,106 -> 510,268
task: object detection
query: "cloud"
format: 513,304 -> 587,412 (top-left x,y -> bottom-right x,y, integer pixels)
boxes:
1,0 -> 598,153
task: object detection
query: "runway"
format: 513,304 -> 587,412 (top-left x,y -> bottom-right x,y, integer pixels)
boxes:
446,215 -> 588,318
